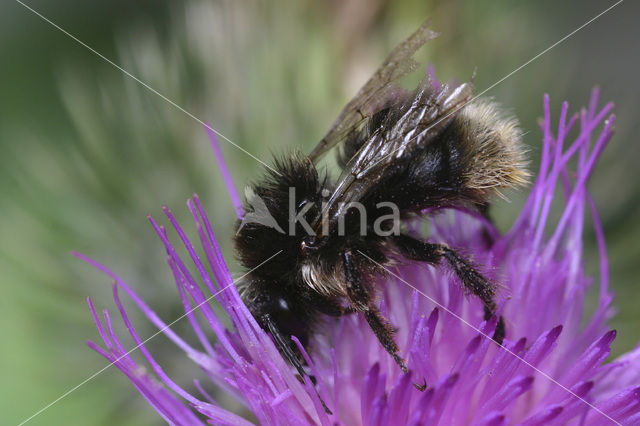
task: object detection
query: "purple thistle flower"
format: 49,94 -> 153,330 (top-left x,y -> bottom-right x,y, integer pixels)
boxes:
79,89 -> 640,425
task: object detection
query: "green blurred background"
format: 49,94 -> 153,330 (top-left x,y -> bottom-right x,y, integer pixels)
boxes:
1,0 -> 638,424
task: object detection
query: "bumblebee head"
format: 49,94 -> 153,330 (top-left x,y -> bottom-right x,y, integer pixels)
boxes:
233,151 -> 327,276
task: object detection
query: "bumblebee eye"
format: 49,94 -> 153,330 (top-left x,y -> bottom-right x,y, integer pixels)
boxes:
300,237 -> 319,256
277,298 -> 289,311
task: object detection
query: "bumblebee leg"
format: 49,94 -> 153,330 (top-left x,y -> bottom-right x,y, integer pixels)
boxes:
343,251 -> 408,373
393,234 -> 505,345
485,305 -> 506,344
262,314 -> 333,414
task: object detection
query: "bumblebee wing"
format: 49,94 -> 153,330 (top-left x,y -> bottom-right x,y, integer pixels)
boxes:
308,20 -> 439,162
341,80 -> 474,183
313,79 -> 474,230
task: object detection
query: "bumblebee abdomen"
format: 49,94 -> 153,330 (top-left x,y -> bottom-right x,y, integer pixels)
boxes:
371,98 -> 528,212
448,99 -> 529,197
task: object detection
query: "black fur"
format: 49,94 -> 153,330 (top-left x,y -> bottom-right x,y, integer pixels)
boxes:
234,131 -> 506,372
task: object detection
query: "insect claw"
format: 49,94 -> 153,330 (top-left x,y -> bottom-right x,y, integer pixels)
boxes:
321,399 -> 333,415
413,379 -> 427,391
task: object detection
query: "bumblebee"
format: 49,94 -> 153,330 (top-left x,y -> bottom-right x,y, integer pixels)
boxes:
234,21 -> 527,407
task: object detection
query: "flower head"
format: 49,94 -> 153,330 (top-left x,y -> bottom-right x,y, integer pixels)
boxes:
80,89 -> 640,425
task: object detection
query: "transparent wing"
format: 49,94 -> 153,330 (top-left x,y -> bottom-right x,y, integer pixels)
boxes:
313,79 -> 474,231
308,20 -> 439,162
